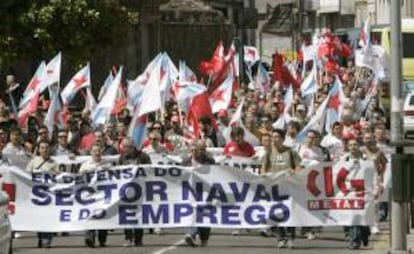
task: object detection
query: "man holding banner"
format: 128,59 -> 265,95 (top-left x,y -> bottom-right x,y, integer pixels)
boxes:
260,128 -> 301,249
183,140 -> 215,247
342,137 -> 376,250
118,138 -> 151,247
26,140 -> 58,248
79,143 -> 112,248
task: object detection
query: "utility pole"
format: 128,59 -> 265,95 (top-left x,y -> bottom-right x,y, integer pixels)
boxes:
297,0 -> 303,50
390,0 -> 407,251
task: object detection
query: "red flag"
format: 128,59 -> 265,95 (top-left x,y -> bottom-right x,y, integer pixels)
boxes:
199,41 -> 225,76
111,98 -> 127,115
272,51 -> 301,90
190,92 -> 213,120
207,55 -> 233,94
340,42 -> 352,58
297,49 -> 303,62
18,90 -> 40,128
272,51 -> 284,83
324,57 -> 338,74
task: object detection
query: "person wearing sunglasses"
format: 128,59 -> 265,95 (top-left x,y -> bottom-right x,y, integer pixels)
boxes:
142,122 -> 174,152
37,125 -> 50,143
54,130 -> 74,155
142,131 -> 168,154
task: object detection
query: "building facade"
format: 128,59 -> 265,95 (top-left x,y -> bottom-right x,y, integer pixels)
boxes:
355,0 -> 414,26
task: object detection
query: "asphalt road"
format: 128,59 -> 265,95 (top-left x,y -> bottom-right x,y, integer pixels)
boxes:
12,225 -> 389,254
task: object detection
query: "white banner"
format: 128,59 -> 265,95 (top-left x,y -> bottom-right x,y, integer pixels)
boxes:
0,160 -> 376,232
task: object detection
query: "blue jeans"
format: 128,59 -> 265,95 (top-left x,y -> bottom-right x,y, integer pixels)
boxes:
349,226 -> 370,249
279,227 -> 295,240
379,202 -> 388,221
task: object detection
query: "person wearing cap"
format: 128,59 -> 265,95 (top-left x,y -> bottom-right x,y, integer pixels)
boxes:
217,110 -> 229,133
293,104 -> 308,127
182,140 -> 215,247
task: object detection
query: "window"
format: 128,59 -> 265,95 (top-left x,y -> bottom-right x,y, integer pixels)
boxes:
371,32 -> 382,44
409,95 -> 414,105
403,33 -> 414,58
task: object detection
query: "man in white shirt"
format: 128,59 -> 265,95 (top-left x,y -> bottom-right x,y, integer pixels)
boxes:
26,141 -> 58,174
321,122 -> 344,161
26,141 -> 57,248
54,130 -> 76,156
79,143 -> 111,248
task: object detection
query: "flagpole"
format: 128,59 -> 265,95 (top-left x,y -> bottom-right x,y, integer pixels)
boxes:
6,90 -> 18,118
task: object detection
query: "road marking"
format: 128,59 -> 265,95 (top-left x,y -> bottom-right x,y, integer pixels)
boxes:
152,239 -> 185,254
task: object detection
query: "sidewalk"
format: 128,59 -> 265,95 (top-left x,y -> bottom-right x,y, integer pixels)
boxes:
407,228 -> 414,253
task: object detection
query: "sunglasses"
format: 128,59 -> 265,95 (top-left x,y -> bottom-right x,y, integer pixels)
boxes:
152,126 -> 162,130
149,138 -> 159,141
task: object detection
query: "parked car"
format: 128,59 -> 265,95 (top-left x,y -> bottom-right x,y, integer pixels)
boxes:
0,191 -> 11,254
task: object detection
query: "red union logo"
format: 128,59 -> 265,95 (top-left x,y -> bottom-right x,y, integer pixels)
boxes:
307,166 -> 365,198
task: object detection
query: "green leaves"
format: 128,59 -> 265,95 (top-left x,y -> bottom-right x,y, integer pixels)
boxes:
0,0 -> 131,67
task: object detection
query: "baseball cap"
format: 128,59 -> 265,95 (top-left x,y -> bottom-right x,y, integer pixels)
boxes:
218,110 -> 227,117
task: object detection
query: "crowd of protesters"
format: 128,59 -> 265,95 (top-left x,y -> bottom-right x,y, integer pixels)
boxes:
0,33 -> 392,250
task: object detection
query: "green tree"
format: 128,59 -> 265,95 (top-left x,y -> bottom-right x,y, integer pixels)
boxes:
0,0 -> 137,68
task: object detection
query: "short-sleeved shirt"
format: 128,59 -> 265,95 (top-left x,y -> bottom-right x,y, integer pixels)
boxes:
26,156 -> 58,173
223,141 -> 255,157
262,146 -> 301,173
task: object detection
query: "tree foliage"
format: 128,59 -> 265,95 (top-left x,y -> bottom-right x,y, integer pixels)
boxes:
0,0 -> 136,68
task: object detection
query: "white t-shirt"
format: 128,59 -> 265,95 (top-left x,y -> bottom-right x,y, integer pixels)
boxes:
297,145 -> 325,166
321,134 -> 344,161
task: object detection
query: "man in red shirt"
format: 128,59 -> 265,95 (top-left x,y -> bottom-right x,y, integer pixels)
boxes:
223,126 -> 255,157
